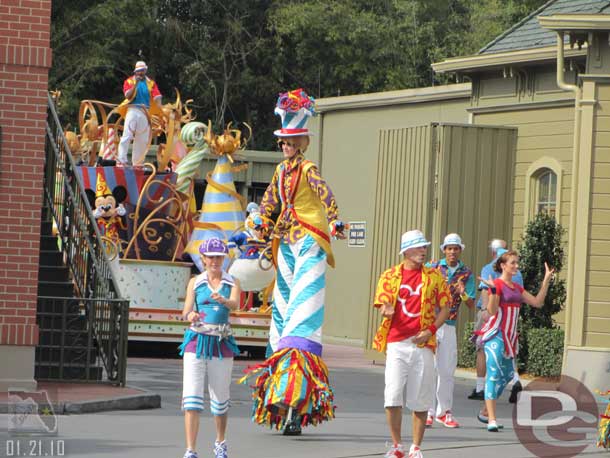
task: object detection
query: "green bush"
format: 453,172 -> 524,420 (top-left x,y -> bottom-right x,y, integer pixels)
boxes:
518,212 -> 566,329
458,321 -> 477,368
525,327 -> 564,377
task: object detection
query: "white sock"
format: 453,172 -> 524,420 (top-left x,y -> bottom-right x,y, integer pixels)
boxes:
476,377 -> 485,392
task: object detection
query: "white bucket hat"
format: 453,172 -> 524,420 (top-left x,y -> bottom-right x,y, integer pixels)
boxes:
134,61 -> 148,73
399,230 -> 431,255
440,233 -> 465,251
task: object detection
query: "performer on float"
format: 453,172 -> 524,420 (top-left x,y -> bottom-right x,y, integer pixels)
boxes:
116,60 -> 163,166
240,88 -> 345,435
228,202 -> 274,292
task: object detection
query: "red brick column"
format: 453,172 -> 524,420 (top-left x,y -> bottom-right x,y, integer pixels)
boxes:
0,0 -> 52,367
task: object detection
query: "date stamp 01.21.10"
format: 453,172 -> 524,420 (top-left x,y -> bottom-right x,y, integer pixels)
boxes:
5,388 -> 67,456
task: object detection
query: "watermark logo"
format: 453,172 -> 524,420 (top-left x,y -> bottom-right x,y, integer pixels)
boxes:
513,375 -> 599,457
8,388 -> 58,436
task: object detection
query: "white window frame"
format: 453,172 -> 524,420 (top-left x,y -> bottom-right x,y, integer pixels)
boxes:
524,157 -> 563,223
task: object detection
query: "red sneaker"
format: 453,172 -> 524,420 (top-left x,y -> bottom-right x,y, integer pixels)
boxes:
408,446 -> 423,458
425,415 -> 433,427
436,411 -> 459,428
384,443 -> 405,458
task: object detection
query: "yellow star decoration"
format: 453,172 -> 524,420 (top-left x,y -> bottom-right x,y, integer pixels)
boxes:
40,407 -> 52,416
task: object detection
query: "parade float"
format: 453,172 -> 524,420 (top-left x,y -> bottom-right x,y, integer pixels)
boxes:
68,93 -> 274,356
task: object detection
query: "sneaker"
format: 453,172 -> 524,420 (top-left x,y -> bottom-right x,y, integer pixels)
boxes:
468,388 -> 484,400
408,445 -> 423,458
435,411 -> 459,428
509,381 -> 522,404
385,443 -> 406,458
213,441 -> 227,458
487,420 -> 499,432
425,415 -> 433,427
477,413 -> 504,429
183,450 -> 198,458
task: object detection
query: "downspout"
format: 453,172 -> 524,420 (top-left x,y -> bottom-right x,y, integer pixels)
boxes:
555,31 -> 582,368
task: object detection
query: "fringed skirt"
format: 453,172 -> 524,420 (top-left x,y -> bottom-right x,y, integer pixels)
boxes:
239,347 -> 334,430
179,328 -> 240,360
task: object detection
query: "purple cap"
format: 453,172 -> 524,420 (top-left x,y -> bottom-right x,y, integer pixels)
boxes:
199,238 -> 228,257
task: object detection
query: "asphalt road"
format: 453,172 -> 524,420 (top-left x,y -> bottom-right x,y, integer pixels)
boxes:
1,353 -> 606,458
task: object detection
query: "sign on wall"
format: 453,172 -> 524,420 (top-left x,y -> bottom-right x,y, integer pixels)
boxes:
348,221 -> 366,248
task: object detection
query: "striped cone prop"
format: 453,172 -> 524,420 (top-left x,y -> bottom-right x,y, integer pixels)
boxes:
101,127 -> 117,160
176,122 -> 208,194
186,154 -> 244,271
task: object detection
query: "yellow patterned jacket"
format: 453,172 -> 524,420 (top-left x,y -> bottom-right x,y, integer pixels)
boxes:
261,154 -> 339,267
372,264 -> 450,353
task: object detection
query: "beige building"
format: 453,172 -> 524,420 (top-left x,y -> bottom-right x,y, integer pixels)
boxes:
314,0 -> 610,391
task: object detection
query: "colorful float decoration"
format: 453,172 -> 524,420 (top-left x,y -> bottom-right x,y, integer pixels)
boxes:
598,389 -> 610,450
69,92 -> 273,353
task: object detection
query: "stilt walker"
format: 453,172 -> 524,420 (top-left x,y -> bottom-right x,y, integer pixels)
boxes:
239,89 -> 346,434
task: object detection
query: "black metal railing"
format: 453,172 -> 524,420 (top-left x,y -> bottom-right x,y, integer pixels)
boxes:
41,93 -> 129,385
36,297 -> 129,385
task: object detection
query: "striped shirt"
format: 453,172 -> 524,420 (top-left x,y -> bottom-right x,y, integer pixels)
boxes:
478,278 -> 524,358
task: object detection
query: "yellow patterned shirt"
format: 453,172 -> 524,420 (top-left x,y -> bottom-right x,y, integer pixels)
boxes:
372,264 -> 450,353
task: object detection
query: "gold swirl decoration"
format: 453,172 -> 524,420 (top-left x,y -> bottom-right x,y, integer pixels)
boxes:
153,90 -> 195,171
123,163 -> 193,261
202,120 -> 252,210
67,90 -> 192,167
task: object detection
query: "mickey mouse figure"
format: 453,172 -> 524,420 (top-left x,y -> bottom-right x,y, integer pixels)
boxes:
85,172 -> 128,245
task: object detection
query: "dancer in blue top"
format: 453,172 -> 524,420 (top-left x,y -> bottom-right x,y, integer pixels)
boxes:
179,238 -> 241,458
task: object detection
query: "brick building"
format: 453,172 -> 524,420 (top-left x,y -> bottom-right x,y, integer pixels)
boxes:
0,0 -> 52,390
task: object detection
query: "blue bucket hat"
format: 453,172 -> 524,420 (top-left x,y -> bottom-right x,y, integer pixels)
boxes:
399,230 -> 431,255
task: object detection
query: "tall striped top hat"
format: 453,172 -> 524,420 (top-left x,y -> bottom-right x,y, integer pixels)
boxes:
399,230 -> 431,255
273,88 -> 316,137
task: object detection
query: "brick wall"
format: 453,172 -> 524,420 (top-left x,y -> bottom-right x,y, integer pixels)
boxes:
0,0 -> 52,346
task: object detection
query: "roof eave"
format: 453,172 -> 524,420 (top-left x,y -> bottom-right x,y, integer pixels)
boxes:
315,83 -> 471,113
432,45 -> 587,74
539,14 -> 610,31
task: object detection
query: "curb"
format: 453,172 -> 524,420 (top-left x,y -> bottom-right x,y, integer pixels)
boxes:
0,391 -> 161,415
63,392 -> 161,414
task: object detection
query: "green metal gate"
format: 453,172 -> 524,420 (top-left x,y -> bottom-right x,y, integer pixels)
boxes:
365,123 -> 517,359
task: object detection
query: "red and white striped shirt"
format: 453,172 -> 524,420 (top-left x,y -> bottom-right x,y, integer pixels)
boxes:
478,278 -> 524,358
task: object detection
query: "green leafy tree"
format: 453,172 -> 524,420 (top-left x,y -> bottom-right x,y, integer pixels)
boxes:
50,0 -> 162,122
517,212 -> 567,329
48,0 -> 550,147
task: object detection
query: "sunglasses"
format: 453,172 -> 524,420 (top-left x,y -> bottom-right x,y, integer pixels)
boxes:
277,141 -> 298,149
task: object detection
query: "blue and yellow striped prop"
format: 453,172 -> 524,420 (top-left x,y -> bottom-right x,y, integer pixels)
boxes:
185,155 -> 245,271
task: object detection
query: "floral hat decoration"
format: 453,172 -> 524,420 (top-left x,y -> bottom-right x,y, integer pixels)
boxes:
274,88 -> 316,137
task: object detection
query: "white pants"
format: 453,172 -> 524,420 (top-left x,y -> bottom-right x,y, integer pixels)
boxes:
118,107 -> 150,165
384,338 -> 435,412
428,324 -> 457,417
182,352 -> 233,416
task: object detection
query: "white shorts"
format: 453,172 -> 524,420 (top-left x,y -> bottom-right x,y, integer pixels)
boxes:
384,338 -> 436,412
182,352 -> 233,415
